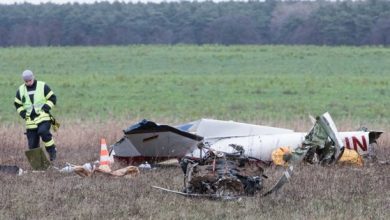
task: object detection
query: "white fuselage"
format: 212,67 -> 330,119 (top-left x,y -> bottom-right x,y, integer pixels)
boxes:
187,131 -> 370,162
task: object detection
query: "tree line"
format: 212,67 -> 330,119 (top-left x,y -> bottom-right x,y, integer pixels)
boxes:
0,0 -> 389,46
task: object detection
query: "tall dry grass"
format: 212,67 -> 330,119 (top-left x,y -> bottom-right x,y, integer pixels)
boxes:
0,119 -> 388,219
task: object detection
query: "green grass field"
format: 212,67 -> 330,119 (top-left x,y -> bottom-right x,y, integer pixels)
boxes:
1,45 -> 389,123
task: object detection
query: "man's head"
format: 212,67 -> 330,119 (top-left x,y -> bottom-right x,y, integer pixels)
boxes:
22,70 -> 35,86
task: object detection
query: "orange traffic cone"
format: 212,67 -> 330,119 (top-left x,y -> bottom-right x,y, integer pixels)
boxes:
98,138 -> 111,172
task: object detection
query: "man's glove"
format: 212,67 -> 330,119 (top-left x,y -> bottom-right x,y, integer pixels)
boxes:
42,104 -> 51,113
50,115 -> 60,132
20,111 -> 26,120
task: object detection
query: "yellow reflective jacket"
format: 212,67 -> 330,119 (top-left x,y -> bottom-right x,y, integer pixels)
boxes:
18,81 -> 52,129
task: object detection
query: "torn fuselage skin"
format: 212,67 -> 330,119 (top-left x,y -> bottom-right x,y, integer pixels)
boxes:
180,147 -> 266,198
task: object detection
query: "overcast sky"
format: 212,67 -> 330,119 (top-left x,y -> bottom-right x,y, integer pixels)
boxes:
0,0 -> 202,4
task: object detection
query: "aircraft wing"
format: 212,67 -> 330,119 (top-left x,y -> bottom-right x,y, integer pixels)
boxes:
112,119 -> 203,164
176,118 -> 294,140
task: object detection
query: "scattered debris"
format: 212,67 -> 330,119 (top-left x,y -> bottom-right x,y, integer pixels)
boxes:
58,161 -> 139,178
271,113 -> 365,166
10,112 -> 385,201
57,138 -> 140,177
152,185 -> 242,200
180,147 -> 265,198
0,165 -> 24,175
25,147 -> 51,170
154,146 -> 294,200
138,162 -> 152,170
262,165 -> 293,197
97,166 -> 139,177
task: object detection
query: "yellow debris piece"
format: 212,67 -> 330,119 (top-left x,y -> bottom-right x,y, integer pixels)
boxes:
272,147 -> 292,166
338,148 -> 363,166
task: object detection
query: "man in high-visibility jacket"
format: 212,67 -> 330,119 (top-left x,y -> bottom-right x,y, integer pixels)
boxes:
14,70 -> 57,161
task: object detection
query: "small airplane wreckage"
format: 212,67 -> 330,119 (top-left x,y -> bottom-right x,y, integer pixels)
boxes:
110,112 -> 382,199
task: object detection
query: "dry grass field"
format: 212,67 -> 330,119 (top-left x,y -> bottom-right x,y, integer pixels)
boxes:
0,119 -> 389,219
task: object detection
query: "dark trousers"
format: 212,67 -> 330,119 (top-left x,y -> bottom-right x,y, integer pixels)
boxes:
26,121 -> 53,149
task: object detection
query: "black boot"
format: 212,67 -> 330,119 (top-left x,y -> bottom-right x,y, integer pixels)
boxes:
46,145 -> 57,161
